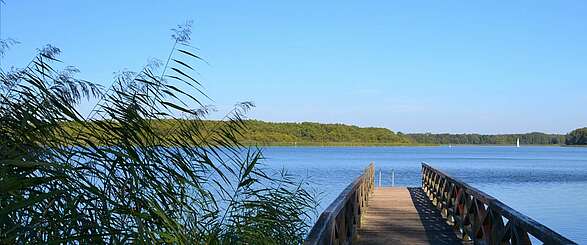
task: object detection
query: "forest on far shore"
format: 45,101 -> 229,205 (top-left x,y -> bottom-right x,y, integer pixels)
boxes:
565,127 -> 587,145
212,120 -> 576,146
240,120 -> 581,146
406,132 -> 566,145
63,119 -> 583,146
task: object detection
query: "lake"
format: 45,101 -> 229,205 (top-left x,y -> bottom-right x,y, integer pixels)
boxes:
260,146 -> 587,243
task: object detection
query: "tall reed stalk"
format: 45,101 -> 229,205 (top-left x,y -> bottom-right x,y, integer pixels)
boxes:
0,22 -> 316,244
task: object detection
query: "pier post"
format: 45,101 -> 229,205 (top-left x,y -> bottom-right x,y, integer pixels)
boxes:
378,169 -> 382,188
391,169 -> 395,187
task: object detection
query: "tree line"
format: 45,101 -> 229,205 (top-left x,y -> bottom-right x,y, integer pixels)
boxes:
198,120 -> 574,146
64,120 -> 586,146
406,132 -> 566,145
236,121 -> 573,146
238,120 -> 414,145
566,127 -> 587,145
216,121 -> 587,146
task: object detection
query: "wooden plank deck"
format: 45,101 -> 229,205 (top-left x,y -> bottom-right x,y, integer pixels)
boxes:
356,187 -> 463,245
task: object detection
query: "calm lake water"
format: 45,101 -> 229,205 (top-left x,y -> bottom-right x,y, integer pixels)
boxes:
261,146 -> 587,243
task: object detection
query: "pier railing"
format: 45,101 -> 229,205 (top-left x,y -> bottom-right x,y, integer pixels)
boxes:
305,163 -> 375,245
422,163 -> 576,245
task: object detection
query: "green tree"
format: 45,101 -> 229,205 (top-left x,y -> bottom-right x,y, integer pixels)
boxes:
566,127 -> 587,145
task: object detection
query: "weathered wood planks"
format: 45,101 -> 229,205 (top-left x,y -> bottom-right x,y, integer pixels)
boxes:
355,187 -> 462,245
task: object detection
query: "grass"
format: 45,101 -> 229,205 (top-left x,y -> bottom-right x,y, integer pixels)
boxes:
0,22 -> 317,244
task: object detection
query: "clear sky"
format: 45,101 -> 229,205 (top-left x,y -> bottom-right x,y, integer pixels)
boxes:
2,1 -> 586,134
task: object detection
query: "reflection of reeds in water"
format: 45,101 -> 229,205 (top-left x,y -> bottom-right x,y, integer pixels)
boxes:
0,22 -> 316,244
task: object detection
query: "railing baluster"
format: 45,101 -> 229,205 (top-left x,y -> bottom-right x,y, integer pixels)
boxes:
420,163 -> 576,245
305,163 -> 375,245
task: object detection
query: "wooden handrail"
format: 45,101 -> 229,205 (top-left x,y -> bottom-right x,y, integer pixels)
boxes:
422,163 -> 576,245
305,163 -> 375,245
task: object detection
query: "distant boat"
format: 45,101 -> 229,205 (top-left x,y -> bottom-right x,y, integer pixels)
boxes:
448,144 -> 452,148
516,138 -> 520,148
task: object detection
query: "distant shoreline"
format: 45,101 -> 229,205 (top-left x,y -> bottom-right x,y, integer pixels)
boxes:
243,142 -> 567,147
62,119 -> 585,147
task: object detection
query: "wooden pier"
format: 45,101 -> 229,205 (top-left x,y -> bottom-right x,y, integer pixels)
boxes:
356,187 -> 461,245
305,163 -> 576,245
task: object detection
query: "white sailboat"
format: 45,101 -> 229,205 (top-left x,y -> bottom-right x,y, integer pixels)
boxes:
516,138 -> 520,148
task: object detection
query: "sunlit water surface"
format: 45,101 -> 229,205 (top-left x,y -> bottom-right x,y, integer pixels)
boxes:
261,146 -> 587,243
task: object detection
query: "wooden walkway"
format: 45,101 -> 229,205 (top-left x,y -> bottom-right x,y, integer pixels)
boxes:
356,187 -> 462,245
305,164 -> 575,245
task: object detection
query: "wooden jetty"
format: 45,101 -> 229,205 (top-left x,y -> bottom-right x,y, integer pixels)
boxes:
305,163 -> 576,245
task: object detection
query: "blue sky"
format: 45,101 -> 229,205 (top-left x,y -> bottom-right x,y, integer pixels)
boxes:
2,1 -> 586,134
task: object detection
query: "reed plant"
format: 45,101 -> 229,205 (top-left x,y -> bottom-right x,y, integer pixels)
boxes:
0,22 -> 316,244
